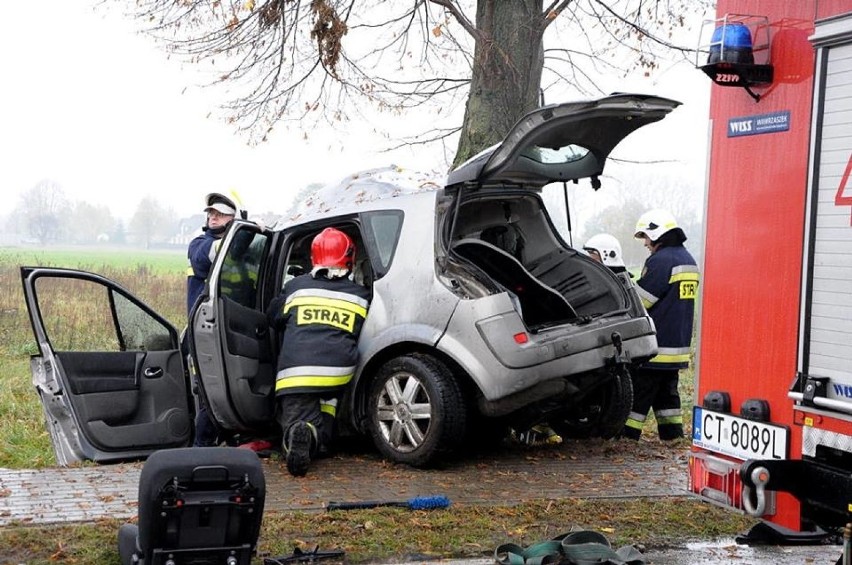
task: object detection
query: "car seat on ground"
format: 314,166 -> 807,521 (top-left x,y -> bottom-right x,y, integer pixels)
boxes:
118,447 -> 266,565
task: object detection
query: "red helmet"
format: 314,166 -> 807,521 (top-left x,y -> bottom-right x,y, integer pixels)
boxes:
311,227 -> 355,270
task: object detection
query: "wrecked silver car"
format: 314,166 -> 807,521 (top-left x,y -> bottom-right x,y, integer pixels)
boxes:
22,94 -> 679,466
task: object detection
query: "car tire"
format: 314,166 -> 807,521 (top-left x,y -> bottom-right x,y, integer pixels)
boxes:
552,367 -> 633,440
367,353 -> 466,467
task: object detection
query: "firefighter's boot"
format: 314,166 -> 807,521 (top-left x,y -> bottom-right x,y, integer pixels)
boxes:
283,421 -> 316,477
515,424 -> 563,446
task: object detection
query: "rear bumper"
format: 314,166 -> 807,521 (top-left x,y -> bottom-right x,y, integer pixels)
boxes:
438,293 -> 657,402
477,313 -> 656,369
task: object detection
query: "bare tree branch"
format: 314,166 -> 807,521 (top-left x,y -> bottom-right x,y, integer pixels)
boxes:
383,126 -> 463,152
543,0 -> 576,30
116,0 -> 706,158
592,0 -> 694,54
426,0 -> 482,42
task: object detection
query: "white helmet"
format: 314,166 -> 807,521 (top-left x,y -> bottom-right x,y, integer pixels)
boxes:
204,192 -> 238,216
204,190 -> 246,219
634,209 -> 679,242
583,233 -> 625,268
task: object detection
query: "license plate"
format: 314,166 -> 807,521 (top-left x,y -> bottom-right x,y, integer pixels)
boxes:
692,407 -> 789,460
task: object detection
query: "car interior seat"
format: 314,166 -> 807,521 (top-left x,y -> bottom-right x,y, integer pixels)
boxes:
118,447 -> 266,565
480,225 -> 525,263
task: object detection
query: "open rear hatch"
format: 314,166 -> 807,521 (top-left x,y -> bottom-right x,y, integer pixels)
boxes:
446,93 -> 681,189
444,94 -> 680,330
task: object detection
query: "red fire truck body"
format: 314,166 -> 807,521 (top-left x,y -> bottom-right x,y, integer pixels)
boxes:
690,0 -> 852,537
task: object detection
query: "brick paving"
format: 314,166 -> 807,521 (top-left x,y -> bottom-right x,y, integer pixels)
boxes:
0,438 -> 689,527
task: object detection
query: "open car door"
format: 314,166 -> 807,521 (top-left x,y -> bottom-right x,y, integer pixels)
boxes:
20,267 -> 192,465
190,221 -> 277,436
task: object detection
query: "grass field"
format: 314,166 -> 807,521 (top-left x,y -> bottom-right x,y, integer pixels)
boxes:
0,498 -> 755,565
0,247 -> 187,468
1,246 -> 186,274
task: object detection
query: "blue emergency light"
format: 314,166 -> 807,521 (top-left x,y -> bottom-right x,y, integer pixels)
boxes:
708,23 -> 754,65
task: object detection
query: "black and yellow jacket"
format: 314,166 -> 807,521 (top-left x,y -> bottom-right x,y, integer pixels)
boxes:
267,272 -> 371,396
635,245 -> 699,370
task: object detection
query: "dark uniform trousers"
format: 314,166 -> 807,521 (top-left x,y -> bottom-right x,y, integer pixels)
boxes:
623,366 -> 684,440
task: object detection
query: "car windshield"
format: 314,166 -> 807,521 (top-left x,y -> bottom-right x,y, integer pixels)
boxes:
520,144 -> 589,164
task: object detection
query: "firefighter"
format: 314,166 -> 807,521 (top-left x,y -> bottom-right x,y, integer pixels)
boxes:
188,192 -> 257,311
187,193 -> 239,313
583,233 -> 628,275
622,209 -> 699,441
185,192 -> 239,447
267,227 -> 371,476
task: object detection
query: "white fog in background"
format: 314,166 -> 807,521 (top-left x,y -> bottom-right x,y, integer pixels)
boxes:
1,0 -> 713,252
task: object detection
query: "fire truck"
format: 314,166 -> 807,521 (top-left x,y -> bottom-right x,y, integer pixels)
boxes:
688,0 -> 852,542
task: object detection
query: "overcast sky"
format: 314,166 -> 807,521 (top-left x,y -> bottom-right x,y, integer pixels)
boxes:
2,1 -> 713,222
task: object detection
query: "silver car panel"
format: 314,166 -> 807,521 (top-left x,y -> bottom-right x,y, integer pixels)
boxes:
475,313 -> 655,370
436,292 -> 656,402
350,193 -> 460,390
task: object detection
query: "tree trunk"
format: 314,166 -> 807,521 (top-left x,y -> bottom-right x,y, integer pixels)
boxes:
453,1 -> 545,168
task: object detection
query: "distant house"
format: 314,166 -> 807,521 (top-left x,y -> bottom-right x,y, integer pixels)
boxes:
170,215 -> 205,246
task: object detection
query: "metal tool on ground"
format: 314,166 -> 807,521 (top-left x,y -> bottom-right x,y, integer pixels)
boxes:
326,494 -> 450,510
263,546 -> 345,564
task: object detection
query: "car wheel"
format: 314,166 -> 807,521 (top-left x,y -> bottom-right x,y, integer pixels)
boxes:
367,353 -> 466,466
552,367 -> 633,439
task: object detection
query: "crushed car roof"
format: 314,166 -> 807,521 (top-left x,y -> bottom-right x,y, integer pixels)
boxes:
286,165 -> 444,223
